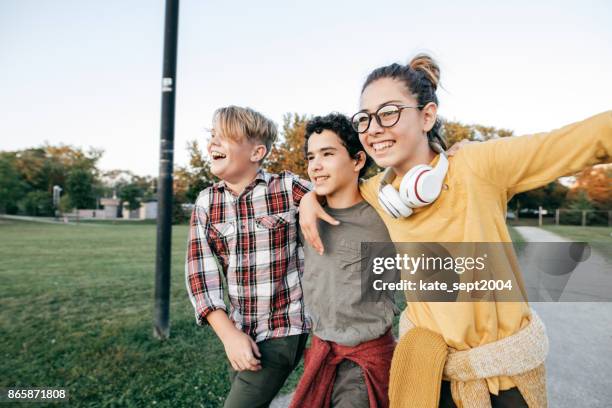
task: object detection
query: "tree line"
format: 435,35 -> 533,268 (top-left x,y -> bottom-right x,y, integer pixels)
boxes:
1,116 -> 608,223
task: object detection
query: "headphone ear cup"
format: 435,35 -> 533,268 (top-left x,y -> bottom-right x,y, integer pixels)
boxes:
399,164 -> 432,207
379,184 -> 413,218
415,172 -> 444,203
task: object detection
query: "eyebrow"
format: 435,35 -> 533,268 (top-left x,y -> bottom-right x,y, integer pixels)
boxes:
306,146 -> 338,155
360,99 -> 405,113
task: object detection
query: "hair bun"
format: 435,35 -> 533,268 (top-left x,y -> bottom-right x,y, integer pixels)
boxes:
408,54 -> 440,91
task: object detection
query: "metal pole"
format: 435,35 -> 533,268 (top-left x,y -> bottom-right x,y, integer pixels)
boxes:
154,0 -> 179,340
538,206 -> 543,227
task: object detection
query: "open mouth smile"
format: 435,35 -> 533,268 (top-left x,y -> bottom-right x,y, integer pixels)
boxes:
371,140 -> 395,153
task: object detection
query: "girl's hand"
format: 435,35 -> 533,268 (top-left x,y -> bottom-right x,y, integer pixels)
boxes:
299,191 -> 339,255
446,138 -> 474,156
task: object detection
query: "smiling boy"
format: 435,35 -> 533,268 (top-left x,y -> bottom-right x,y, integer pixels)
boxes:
185,106 -> 310,408
289,113 -> 397,408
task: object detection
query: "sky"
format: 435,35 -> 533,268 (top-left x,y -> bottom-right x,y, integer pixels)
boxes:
1,0 -> 611,177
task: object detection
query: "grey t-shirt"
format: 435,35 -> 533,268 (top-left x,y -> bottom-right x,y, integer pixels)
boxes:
299,199 -> 398,347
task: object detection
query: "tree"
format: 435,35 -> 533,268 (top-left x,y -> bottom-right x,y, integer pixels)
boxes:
508,181 -> 569,212
175,140 -> 216,204
66,168 -> 96,210
567,165 -> 612,210
441,119 -> 514,146
19,191 -> 54,216
0,153 -> 27,214
119,183 -> 144,211
265,113 -> 310,178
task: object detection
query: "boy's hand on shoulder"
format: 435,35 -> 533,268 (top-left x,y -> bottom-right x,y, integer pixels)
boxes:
446,138 -> 476,156
222,329 -> 262,372
299,191 -> 339,255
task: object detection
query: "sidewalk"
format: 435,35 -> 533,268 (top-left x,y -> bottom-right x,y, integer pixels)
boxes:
515,226 -> 612,407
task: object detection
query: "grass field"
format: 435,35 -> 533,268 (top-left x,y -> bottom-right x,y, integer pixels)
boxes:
1,220 -> 607,406
0,219 -> 303,407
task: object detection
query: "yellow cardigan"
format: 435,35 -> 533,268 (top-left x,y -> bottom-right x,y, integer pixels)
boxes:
359,111 -> 612,394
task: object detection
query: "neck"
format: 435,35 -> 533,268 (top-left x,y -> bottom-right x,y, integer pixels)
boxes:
224,167 -> 259,195
325,183 -> 363,209
393,141 -> 437,179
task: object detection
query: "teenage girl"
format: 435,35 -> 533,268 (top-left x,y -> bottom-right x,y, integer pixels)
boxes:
299,54 -> 611,407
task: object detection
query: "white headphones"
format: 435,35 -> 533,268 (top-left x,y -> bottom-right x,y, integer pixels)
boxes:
377,143 -> 449,219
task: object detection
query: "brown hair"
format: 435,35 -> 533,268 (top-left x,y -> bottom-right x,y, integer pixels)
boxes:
361,53 -> 446,150
212,106 -> 278,160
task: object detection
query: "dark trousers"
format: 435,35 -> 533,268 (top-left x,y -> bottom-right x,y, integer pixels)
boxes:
439,380 -> 528,408
330,359 -> 369,408
224,333 -> 309,408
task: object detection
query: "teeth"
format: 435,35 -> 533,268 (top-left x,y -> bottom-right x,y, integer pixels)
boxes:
372,141 -> 394,152
211,151 -> 226,159
315,176 -> 329,182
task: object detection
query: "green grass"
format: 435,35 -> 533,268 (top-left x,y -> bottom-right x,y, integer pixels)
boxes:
542,225 -> 612,263
507,226 -> 525,243
0,219 -> 305,407
541,225 -> 612,243
0,220 -> 534,407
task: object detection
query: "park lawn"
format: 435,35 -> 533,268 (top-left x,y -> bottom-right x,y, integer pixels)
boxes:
0,220 -> 532,406
0,219 -> 302,407
542,225 -> 612,263
541,225 -> 612,244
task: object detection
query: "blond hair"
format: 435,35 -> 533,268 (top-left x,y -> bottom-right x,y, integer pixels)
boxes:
212,106 -> 277,160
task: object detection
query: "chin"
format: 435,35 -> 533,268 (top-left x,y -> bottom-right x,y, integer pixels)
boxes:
210,164 -> 225,178
314,185 -> 331,196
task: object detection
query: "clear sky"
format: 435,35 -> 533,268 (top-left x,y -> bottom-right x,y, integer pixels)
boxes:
1,0 -> 611,176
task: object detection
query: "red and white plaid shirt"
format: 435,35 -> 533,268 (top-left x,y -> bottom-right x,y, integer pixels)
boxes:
185,170 -> 312,342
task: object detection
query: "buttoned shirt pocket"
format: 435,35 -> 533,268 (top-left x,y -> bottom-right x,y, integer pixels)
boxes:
211,220 -> 238,251
254,211 -> 297,280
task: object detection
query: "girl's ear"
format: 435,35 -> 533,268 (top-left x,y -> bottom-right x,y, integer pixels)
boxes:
251,144 -> 267,163
353,151 -> 366,173
422,102 -> 438,133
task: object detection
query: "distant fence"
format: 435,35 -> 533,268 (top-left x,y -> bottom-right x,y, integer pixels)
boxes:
508,208 -> 612,227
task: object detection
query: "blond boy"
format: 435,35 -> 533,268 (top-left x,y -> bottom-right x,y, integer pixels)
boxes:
185,106 -> 310,407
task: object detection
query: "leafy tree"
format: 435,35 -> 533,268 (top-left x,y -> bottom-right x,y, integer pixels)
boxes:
0,153 -> 27,214
175,140 -> 216,204
66,168 -> 96,210
441,119 -> 514,146
19,191 -> 54,216
567,165 -> 611,210
119,183 -> 144,211
265,113 -> 310,178
508,181 -> 569,212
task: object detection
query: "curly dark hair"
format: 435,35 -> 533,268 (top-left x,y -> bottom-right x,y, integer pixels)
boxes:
304,112 -> 373,178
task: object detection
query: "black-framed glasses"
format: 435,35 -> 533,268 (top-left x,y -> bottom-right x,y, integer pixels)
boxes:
351,104 -> 423,133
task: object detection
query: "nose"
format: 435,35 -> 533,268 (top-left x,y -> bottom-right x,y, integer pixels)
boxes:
309,155 -> 323,173
366,116 -> 384,138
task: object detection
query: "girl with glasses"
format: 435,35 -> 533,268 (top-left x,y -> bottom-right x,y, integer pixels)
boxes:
299,53 -> 611,407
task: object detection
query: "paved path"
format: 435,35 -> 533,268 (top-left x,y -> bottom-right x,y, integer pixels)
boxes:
514,226 -> 612,407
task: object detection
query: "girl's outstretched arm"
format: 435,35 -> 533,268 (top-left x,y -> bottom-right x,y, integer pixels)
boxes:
459,111 -> 611,197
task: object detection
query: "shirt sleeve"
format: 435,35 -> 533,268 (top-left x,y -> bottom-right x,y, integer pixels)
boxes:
185,203 -> 227,326
459,111 -> 612,198
287,172 -> 312,207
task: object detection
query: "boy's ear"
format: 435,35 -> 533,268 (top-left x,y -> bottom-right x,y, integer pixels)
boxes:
251,144 -> 267,163
422,102 -> 438,133
353,151 -> 366,173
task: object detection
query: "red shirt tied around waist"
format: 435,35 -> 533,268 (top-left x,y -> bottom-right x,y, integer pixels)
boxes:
289,330 -> 395,408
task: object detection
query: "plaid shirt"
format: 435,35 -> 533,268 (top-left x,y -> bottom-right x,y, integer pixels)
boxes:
185,169 -> 312,342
